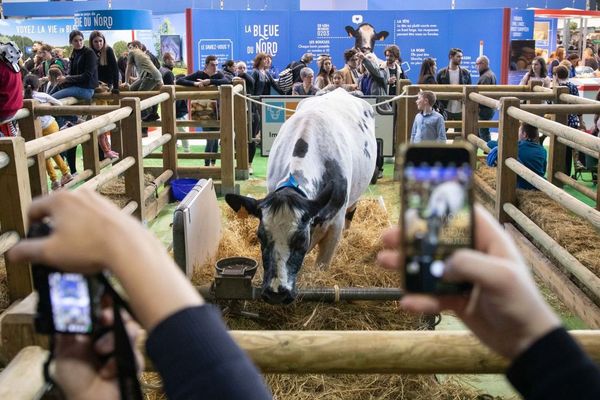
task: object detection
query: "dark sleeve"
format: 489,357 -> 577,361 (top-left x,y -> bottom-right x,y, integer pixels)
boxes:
362,58 -> 385,84
250,70 -> 261,95
176,71 -> 203,87
425,75 -> 436,84
507,327 -> 600,400
146,305 -> 272,400
435,70 -> 443,84
106,47 -> 120,89
242,72 -> 254,94
210,71 -> 232,86
162,70 -> 175,85
65,48 -> 98,88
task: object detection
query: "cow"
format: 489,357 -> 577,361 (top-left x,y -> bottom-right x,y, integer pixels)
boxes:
345,23 -> 389,54
225,88 -> 377,304
423,180 -> 467,247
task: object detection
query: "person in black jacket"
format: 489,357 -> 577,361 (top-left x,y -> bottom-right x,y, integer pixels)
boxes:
177,55 -> 231,165
378,204 -> 600,400
52,30 -> 99,174
436,48 -> 471,132
89,31 -> 120,93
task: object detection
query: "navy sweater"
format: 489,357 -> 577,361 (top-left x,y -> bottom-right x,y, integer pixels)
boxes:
487,140 -> 547,190
146,306 -> 272,400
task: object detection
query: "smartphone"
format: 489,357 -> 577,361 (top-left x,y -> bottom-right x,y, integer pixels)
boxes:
399,143 -> 475,294
29,222 -> 103,335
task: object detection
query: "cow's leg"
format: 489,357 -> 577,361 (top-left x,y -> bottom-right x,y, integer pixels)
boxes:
315,219 -> 344,269
345,202 -> 358,230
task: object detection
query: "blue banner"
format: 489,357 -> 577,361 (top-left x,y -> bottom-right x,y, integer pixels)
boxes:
74,10 -> 153,31
189,9 -> 523,83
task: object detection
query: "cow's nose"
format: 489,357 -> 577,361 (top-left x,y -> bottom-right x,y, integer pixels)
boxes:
261,287 -> 295,305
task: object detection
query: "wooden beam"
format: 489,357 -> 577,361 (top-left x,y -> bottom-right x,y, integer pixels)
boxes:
505,223 -> 600,328
233,82 -> 250,179
467,134 -> 491,153
119,98 -> 145,221
505,158 -> 600,231
160,86 -> 178,179
462,86 -> 479,140
393,79 -> 410,181
0,138 -> 33,301
143,186 -> 171,221
503,203 -> 600,305
547,87 -> 570,188
0,231 -> 19,257
0,346 -> 48,399
219,85 -> 236,195
405,85 -> 420,144
468,92 -> 501,109
554,172 -> 597,202
19,100 -> 47,197
495,97 -> 520,223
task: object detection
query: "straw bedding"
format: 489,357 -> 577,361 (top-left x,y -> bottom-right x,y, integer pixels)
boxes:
142,197 -> 482,399
475,164 -> 600,278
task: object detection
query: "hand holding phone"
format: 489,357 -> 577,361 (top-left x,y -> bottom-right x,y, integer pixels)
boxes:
29,222 -> 103,335
399,143 -> 475,294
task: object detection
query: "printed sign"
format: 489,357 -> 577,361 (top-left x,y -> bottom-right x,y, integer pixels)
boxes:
74,10 -> 153,31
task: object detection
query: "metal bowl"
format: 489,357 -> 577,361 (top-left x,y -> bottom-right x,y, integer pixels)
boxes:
215,257 -> 258,278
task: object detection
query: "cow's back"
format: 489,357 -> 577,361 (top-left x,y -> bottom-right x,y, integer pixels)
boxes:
267,89 -> 377,205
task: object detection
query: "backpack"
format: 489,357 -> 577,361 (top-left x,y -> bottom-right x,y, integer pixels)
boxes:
277,67 -> 294,95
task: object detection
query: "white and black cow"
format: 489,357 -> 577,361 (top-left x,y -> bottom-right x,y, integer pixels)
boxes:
345,23 -> 389,54
225,89 -> 377,304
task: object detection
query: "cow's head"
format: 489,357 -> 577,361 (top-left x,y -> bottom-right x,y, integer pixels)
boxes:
345,23 -> 389,54
225,184 -> 334,304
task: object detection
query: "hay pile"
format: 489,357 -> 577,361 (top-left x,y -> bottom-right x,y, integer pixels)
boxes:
99,173 -> 157,208
475,165 -> 600,278
141,198 -> 482,400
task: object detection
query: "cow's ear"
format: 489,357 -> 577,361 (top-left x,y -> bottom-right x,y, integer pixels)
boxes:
308,182 -> 335,226
225,194 -> 261,219
375,30 -> 389,41
345,26 -> 357,37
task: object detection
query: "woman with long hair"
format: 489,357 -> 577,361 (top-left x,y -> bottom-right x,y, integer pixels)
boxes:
417,58 -> 437,84
89,30 -> 119,159
314,54 -> 334,89
519,56 -> 551,88
249,52 -> 282,174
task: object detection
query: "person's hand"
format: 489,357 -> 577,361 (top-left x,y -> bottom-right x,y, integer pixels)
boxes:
51,308 -> 144,400
119,83 -> 129,91
8,189 -> 153,274
200,79 -> 211,86
56,75 -> 66,84
111,88 -> 120,95
194,80 -> 204,87
377,204 -> 561,360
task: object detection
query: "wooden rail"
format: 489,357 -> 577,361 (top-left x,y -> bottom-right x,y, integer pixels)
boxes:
503,203 -> 600,305
504,158 -> 600,230
0,231 -> 19,257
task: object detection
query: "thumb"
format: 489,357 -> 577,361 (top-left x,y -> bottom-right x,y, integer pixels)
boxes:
7,238 -> 50,265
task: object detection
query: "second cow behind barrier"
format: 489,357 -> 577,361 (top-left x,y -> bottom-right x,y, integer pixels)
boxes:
226,88 -> 377,304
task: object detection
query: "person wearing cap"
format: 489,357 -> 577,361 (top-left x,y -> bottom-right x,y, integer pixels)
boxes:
0,41 -> 24,137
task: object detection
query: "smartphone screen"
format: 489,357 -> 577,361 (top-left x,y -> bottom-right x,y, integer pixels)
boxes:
401,146 -> 474,294
48,272 -> 93,334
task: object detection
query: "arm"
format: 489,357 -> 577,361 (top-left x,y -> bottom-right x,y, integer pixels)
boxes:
162,70 -> 175,85
519,72 -> 530,86
437,116 -> 447,141
37,92 -> 63,106
410,117 -> 417,142
362,58 -> 386,84
176,71 -> 204,87
209,71 -> 232,86
486,146 -> 499,166
8,190 -> 272,400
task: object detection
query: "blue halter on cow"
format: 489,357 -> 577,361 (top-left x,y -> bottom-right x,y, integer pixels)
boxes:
225,89 -> 377,304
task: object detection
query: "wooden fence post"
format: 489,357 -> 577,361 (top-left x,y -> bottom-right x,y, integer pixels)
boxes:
234,82 -> 250,180
81,129 -> 101,178
496,97 -> 521,224
219,85 -> 236,195
405,85 -> 420,144
18,100 -> 47,197
0,138 -> 33,301
393,79 -> 411,181
547,86 -> 569,188
160,86 -> 178,178
462,86 -> 479,140
120,98 -> 145,221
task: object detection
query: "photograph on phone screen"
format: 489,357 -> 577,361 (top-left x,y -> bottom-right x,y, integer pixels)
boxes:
403,162 -> 472,291
49,272 -> 92,333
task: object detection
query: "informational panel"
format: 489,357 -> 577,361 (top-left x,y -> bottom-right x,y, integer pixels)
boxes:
260,96 -> 393,157
189,8 -> 533,84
